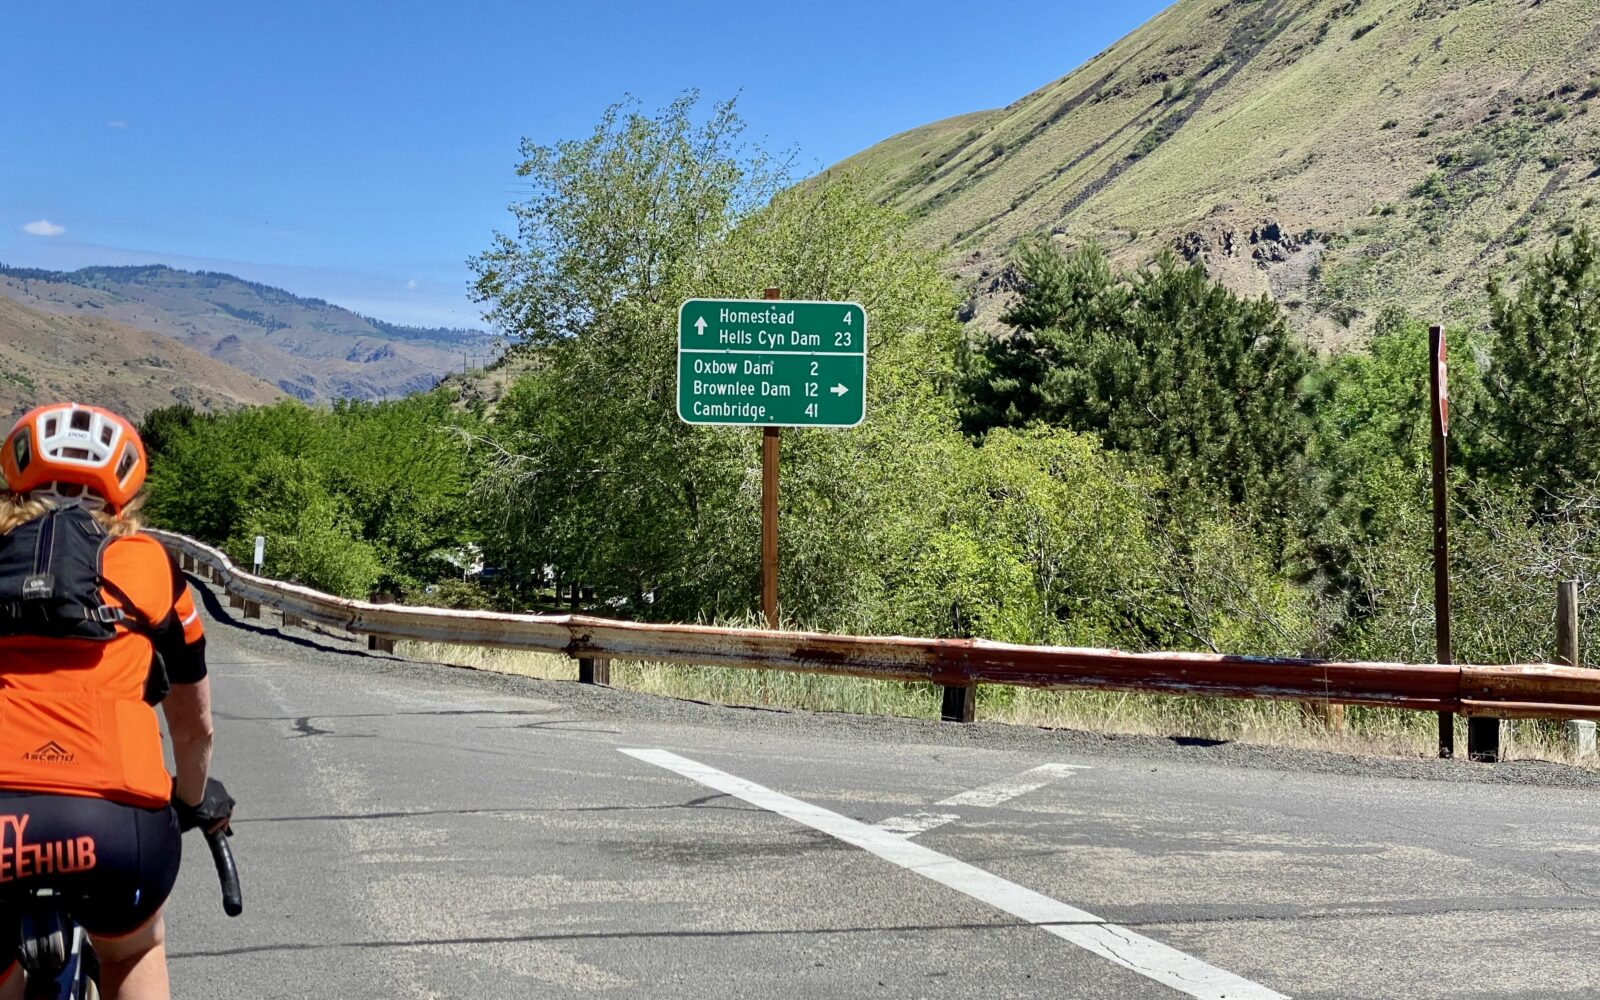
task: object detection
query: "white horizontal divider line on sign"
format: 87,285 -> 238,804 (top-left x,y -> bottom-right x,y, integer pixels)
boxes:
678,348 -> 867,356
621,748 -> 1286,1000
876,762 -> 1090,838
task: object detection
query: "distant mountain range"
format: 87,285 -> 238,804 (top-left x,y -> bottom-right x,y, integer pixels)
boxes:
0,264 -> 494,407
835,0 -> 1600,347
0,293 -> 282,424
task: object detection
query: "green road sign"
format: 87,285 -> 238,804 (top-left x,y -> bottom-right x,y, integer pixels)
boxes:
677,298 -> 867,428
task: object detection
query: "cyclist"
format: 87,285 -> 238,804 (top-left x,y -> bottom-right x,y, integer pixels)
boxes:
0,403 -> 233,1000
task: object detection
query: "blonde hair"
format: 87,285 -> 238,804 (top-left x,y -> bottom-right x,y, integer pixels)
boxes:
0,492 -> 146,538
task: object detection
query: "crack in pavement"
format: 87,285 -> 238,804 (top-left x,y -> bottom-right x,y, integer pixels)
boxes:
169,919 -> 1043,960
234,793 -> 740,825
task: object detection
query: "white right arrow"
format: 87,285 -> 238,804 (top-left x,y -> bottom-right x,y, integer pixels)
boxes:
830,384 -> 848,396
694,316 -> 708,336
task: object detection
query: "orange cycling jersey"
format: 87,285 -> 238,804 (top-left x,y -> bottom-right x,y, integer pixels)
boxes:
0,532 -> 204,808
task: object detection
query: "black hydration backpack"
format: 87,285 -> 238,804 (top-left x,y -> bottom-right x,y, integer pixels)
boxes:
0,503 -> 146,642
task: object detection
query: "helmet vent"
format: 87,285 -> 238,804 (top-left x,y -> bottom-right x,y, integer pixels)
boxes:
69,411 -> 91,432
100,426 -> 114,446
115,445 -> 137,483
44,418 -> 57,437
11,434 -> 29,473
59,447 -> 90,461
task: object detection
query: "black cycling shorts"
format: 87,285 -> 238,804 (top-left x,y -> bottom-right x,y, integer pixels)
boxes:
0,792 -> 180,937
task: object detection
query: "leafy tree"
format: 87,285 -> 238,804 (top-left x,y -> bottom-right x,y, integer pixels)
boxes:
231,454 -> 385,598
1332,470 -> 1600,670
142,397 -> 475,595
469,95 -> 1314,660
470,94 -> 972,627
467,94 -> 782,616
469,92 -> 786,350
144,401 -> 323,544
1307,309 -> 1487,550
138,404 -> 200,461
963,241 -> 1314,523
959,428 -> 1161,646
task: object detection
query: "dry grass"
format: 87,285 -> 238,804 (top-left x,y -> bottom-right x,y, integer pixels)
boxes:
394,639 -> 1595,767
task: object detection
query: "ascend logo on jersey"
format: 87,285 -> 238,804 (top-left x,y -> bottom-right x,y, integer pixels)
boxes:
21,741 -> 74,764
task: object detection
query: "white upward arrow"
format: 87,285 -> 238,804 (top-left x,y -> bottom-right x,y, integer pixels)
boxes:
694,316 -> 708,336
830,384 -> 848,396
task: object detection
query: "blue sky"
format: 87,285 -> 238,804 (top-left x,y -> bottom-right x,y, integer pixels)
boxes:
1,1 -> 1168,329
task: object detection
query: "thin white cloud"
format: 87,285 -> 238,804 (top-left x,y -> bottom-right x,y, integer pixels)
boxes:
22,220 -> 65,237
406,278 -> 418,291
106,120 -> 128,129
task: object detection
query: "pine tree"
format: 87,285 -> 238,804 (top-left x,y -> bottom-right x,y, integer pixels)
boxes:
963,241 -> 1313,520
1484,226 -> 1600,494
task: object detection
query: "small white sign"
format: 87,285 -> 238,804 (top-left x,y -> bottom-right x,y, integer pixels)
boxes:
253,535 -> 266,569
1437,330 -> 1449,437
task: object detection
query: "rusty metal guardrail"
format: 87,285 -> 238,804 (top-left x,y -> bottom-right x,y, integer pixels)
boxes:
151,529 -> 1600,724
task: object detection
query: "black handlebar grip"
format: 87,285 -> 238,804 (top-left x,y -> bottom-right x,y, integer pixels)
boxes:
205,828 -> 243,917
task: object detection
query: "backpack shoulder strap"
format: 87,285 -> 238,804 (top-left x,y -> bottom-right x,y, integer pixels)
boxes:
97,551 -> 171,705
98,576 -> 152,635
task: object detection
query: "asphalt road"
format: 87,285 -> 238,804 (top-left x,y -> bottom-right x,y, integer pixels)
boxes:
163,581 -> 1600,999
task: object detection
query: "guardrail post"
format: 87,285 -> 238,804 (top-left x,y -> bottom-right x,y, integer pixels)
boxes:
940,684 -> 976,723
579,657 -> 611,685
1556,580 -> 1594,757
1299,701 -> 1346,733
367,592 -> 396,654
228,590 -> 244,610
242,599 -> 261,620
282,610 -> 304,629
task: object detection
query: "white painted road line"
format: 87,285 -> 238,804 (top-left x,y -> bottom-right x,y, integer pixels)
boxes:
622,748 -> 1287,1000
876,762 -> 1089,838
875,810 -> 961,837
938,762 -> 1090,807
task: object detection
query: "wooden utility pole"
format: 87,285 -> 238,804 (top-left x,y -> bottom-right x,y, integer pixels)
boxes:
761,287 -> 781,630
1430,324 -> 1456,759
1558,580 -> 1580,668
1558,581 -> 1592,756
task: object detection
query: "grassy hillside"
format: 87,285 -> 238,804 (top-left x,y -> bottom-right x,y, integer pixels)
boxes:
835,0 -> 1600,346
0,265 -> 494,402
0,294 -> 282,423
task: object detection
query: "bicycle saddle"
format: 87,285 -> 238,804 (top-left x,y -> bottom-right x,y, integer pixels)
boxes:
17,894 -> 70,980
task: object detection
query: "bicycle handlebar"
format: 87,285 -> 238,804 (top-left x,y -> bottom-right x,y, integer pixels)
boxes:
204,828 -> 242,917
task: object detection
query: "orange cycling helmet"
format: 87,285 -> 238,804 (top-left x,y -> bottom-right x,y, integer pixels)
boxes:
2,403 -> 147,512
